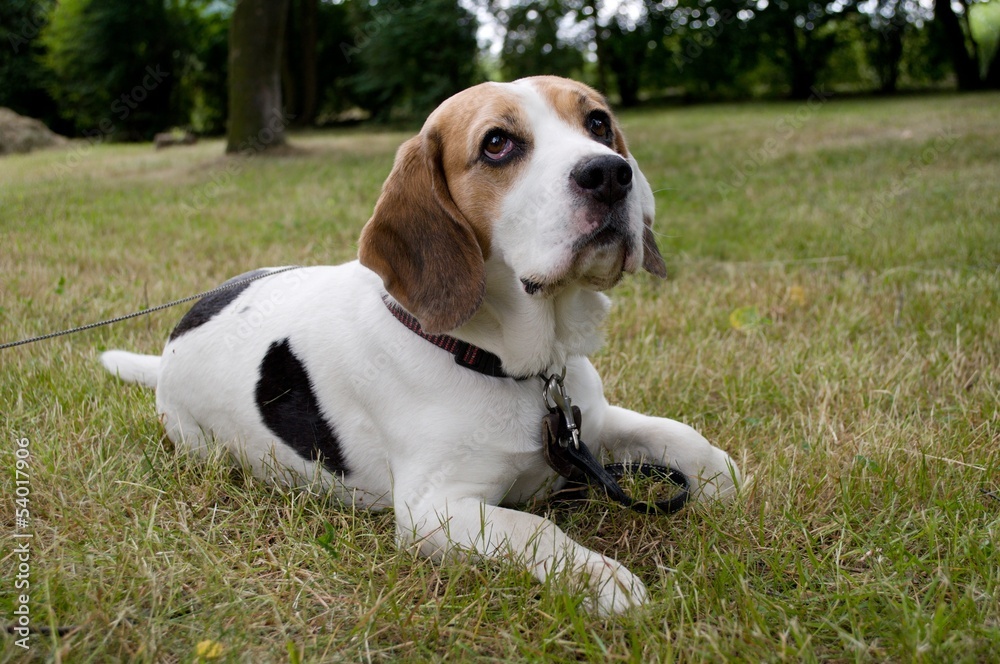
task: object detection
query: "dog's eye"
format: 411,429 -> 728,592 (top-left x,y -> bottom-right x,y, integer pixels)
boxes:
483,131 -> 515,161
587,112 -> 612,140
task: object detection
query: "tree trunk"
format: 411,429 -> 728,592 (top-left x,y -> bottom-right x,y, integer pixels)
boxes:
877,25 -> 904,94
299,0 -> 319,125
986,49 -> 1000,89
281,0 -> 318,126
281,20 -> 298,121
785,21 -> 813,99
611,47 -> 643,107
934,0 -> 980,91
616,69 -> 641,107
226,0 -> 291,154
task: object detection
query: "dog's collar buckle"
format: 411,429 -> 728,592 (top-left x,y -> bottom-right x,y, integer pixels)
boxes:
542,367 -> 580,450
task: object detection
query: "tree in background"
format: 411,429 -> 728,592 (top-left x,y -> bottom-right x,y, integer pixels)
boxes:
39,0 -> 184,140
933,0 -> 1000,89
602,10 -> 654,106
226,0 -> 290,153
935,0 -> 981,88
348,0 -> 480,121
754,0 -> 847,99
0,0 -> 64,132
282,0 -> 319,126
492,0 -> 654,103
581,0 -> 612,93
659,0 -> 764,99
312,0 -> 360,120
858,0 -> 909,93
172,1 -> 231,135
976,1 -> 1000,86
2,0 -> 997,145
499,1 -> 585,81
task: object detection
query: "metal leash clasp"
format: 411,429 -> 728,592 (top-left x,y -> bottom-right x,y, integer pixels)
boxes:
542,366 -> 581,450
539,367 -> 691,515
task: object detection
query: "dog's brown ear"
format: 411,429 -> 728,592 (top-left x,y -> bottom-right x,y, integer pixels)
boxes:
642,222 -> 667,278
359,133 -> 486,334
628,155 -> 667,278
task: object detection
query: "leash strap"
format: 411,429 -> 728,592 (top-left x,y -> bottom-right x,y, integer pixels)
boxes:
0,266 -> 303,351
541,371 -> 689,515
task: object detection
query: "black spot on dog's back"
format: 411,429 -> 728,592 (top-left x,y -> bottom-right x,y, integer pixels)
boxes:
255,339 -> 350,476
169,269 -> 269,341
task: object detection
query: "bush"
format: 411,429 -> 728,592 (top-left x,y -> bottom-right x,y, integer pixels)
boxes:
0,0 -> 65,132
347,0 -> 481,121
40,0 -> 185,140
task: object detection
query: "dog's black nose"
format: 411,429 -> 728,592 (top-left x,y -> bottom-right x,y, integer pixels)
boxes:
571,155 -> 633,205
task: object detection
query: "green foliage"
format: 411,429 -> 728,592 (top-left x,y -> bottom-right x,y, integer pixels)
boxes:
821,17 -> 872,91
39,0 -> 186,140
500,1 -> 585,80
659,0 -> 764,99
970,0 -> 1000,78
0,0 -> 63,131
346,0 -> 481,121
752,0 -> 845,98
487,0 -> 993,102
171,0 -> 232,134
3,0 -> 997,143
602,15 -> 656,105
314,0 -> 359,118
904,16 -> 954,86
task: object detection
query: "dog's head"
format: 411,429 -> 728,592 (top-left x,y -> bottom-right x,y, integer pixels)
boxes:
359,76 -> 666,333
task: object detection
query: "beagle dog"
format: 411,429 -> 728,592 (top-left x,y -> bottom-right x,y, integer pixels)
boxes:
101,76 -> 740,615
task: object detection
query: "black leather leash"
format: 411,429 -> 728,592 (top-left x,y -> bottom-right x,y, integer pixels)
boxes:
541,369 -> 690,515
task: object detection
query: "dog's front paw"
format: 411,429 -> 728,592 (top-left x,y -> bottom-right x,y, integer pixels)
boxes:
694,451 -> 741,503
579,555 -> 648,616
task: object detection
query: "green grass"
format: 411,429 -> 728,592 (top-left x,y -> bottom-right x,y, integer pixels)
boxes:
2,92 -> 999,662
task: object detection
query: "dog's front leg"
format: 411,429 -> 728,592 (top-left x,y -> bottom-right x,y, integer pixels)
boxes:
393,491 -> 647,615
597,405 -> 741,502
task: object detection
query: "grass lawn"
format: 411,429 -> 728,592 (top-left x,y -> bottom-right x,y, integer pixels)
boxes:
1,91 -> 998,662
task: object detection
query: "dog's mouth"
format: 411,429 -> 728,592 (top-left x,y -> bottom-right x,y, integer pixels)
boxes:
519,273 -> 571,297
519,208 -> 637,297
520,243 -> 632,297
586,223 -> 624,248
520,278 -> 545,295
575,218 -> 633,277
576,206 -> 629,248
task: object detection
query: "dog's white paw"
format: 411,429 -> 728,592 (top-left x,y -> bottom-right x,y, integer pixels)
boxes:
579,555 -> 648,616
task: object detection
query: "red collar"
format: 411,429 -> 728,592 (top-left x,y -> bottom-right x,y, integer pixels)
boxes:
381,295 -> 530,380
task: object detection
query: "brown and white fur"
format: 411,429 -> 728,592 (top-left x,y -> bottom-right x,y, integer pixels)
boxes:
101,76 -> 740,615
